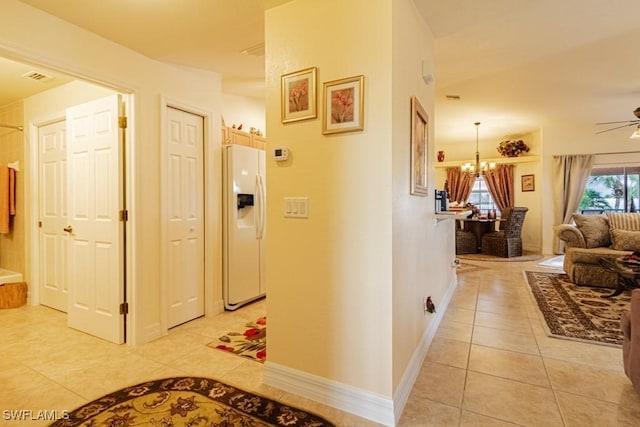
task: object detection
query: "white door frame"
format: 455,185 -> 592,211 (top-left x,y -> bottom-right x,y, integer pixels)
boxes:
27,93 -> 135,343
160,97 -> 216,334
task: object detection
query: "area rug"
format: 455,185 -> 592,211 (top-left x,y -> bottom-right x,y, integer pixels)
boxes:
537,255 -> 565,269
458,252 -> 544,262
49,376 -> 334,427
209,316 -> 267,362
524,271 -> 630,347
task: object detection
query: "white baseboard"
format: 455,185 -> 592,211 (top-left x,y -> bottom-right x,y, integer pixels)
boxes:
137,322 -> 162,345
264,362 -> 395,426
392,274 -> 458,422
264,275 -> 459,426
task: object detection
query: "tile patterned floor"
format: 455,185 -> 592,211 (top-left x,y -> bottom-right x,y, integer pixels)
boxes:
2,258 -> 640,426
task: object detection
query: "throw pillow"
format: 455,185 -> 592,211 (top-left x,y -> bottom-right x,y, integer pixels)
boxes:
572,214 -> 611,248
610,229 -> 640,252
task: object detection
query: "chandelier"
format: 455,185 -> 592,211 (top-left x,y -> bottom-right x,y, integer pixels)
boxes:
461,122 -> 496,177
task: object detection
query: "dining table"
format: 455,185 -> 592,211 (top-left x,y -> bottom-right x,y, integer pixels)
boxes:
458,217 -> 500,252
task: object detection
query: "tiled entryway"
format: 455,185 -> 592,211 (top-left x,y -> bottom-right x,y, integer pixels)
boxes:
400,260 -> 640,426
2,258 -> 640,426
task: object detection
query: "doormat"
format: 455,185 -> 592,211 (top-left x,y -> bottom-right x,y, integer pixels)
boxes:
524,271 -> 630,347
537,255 -> 565,269
209,316 -> 267,362
49,376 -> 334,426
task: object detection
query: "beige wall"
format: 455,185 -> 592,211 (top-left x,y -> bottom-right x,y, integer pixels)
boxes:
1,0 -> 222,345
265,0 -> 453,415
391,0 -> 454,392
265,0 -> 394,395
221,93 -> 266,136
0,101 -> 24,274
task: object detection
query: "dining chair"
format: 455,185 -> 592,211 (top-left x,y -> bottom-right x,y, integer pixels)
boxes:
481,207 -> 528,257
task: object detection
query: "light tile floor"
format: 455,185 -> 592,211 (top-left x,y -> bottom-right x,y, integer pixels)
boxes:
2,259 -> 640,426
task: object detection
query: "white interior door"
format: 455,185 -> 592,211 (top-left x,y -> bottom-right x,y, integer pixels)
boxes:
66,94 -> 124,344
166,107 -> 204,327
38,120 -> 68,312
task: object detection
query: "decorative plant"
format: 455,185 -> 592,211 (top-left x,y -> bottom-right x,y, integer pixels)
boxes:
497,139 -> 529,157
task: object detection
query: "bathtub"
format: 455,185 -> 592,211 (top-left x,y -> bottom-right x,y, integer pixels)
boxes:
0,269 -> 23,284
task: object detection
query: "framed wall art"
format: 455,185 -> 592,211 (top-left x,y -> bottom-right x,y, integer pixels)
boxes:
410,96 -> 428,196
322,75 -> 364,135
281,67 -> 317,123
522,174 -> 535,192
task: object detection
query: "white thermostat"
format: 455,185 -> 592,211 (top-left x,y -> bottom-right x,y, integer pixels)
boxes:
273,147 -> 289,161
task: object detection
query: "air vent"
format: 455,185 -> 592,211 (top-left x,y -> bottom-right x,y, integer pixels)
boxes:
22,70 -> 53,82
445,95 -> 461,101
240,43 -> 265,57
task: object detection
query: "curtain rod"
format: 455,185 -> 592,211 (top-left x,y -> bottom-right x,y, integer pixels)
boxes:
554,150 -> 640,157
0,124 -> 23,131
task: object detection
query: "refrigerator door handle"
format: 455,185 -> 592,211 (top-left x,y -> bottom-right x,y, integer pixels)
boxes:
256,174 -> 265,239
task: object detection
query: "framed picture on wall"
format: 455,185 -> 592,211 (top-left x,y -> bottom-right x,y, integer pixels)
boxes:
522,174 -> 535,192
410,96 -> 428,196
281,67 -> 317,123
322,75 -> 364,135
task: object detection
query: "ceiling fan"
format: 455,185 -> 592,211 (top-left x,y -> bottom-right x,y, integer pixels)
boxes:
596,107 -> 640,135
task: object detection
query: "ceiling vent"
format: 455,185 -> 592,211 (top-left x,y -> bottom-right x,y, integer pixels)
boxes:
240,43 -> 265,57
22,70 -> 53,82
445,95 -> 461,101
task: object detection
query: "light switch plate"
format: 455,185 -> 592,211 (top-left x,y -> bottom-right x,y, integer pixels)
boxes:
284,197 -> 308,218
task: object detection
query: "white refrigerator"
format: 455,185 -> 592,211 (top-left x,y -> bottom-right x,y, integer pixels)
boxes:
222,144 -> 266,310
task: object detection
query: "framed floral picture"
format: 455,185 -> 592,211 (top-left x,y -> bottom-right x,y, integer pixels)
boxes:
522,174 -> 535,192
322,75 -> 364,135
410,96 -> 428,196
281,67 -> 317,123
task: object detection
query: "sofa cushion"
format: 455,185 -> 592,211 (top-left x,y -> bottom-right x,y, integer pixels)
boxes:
610,229 -> 640,251
572,214 -> 611,248
568,246 -> 630,265
606,212 -> 640,231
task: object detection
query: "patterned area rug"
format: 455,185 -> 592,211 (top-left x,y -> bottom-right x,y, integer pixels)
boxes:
49,376 -> 334,426
524,271 -> 630,347
209,316 -> 267,362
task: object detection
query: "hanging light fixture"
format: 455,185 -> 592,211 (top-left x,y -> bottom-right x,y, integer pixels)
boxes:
461,121 -> 495,177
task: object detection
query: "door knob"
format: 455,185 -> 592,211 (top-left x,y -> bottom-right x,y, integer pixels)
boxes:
63,225 -> 73,233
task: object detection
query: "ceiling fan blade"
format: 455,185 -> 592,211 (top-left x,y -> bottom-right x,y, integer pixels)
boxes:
596,123 -> 637,134
595,120 -> 640,125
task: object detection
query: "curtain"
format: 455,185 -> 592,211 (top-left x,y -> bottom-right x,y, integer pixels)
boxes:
484,164 -> 514,211
552,154 -> 595,254
446,167 -> 474,202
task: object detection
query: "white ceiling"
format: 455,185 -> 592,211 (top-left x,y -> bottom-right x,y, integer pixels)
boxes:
7,0 -> 640,145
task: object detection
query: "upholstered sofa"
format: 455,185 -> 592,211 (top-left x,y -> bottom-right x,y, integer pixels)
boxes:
555,212 -> 640,289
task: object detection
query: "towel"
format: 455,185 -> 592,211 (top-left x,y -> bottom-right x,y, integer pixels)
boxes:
9,167 -> 15,216
0,165 -> 8,234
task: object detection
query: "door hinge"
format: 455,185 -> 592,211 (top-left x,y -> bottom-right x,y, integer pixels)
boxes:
119,116 -> 128,129
119,209 -> 128,222
119,302 -> 129,315
38,221 -> 42,228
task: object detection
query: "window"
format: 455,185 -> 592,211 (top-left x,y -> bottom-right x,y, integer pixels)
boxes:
580,166 -> 640,213
468,176 -> 500,215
